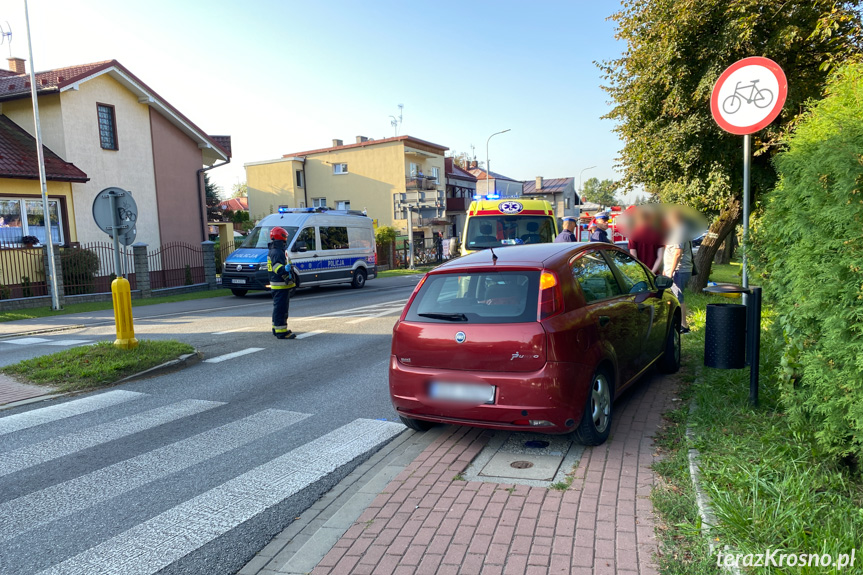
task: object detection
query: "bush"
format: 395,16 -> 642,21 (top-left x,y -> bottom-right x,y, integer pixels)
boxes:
375,226 -> 399,267
60,248 -> 100,295
751,62 -> 863,464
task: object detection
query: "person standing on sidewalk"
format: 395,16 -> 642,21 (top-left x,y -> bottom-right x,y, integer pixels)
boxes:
663,208 -> 692,333
590,212 -> 612,243
554,217 -> 578,242
267,227 -> 296,339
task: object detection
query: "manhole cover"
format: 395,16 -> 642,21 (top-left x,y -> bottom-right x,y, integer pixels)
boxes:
510,460 -> 534,469
524,440 -> 550,449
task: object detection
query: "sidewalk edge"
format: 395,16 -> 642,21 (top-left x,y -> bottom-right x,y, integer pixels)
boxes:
0,324 -> 86,340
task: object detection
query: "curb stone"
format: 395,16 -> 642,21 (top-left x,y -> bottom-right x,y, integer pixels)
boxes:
116,351 -> 202,383
0,324 -> 87,340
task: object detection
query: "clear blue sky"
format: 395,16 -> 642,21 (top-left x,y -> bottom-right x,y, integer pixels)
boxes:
5,0 -> 627,198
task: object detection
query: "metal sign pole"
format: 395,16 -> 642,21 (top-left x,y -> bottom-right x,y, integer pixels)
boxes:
24,0 -> 60,310
742,133 -> 751,290
407,205 -> 415,270
108,192 -> 123,278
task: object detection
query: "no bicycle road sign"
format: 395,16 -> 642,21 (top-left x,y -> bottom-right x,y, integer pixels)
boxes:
711,56 -> 787,135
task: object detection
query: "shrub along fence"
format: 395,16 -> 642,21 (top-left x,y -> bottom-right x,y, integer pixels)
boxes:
0,240 -> 218,312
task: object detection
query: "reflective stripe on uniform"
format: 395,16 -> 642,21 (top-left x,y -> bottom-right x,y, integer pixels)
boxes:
273,325 -> 288,333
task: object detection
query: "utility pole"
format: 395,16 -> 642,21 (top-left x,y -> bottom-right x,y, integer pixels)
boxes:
485,129 -> 510,198
24,0 -> 60,310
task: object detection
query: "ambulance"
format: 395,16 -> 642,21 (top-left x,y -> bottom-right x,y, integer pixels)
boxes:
460,198 -> 558,256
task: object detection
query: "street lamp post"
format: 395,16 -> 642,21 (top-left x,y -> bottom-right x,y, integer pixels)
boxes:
578,165 -> 597,203
485,129 -> 511,198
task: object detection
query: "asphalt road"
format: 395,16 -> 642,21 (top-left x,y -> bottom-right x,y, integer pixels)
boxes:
0,275 -> 423,575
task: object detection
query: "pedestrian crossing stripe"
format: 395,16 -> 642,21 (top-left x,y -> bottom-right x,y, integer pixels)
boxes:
0,337 -> 94,346
0,399 -> 224,477
0,409 -> 310,541
0,390 -> 145,437
35,419 -> 403,575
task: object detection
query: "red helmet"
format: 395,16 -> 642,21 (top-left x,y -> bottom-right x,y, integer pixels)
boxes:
270,226 -> 288,241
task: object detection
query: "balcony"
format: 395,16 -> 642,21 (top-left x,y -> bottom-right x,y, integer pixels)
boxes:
446,197 -> 469,213
406,176 -> 439,191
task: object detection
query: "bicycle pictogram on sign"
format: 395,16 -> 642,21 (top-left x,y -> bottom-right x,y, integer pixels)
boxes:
721,79 -> 774,115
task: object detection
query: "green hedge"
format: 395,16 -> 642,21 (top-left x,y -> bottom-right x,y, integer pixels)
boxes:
752,62 -> 863,464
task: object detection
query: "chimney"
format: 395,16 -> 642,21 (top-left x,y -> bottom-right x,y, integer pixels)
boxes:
7,57 -> 26,74
355,136 -> 368,144
332,139 -> 343,147
536,176 -> 543,191
469,160 -> 478,169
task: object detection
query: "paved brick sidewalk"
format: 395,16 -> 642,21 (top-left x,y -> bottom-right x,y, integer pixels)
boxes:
0,374 -> 55,407
312,374 -> 676,575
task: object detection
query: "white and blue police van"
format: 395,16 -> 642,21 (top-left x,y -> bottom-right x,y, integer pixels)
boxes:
221,207 -> 377,297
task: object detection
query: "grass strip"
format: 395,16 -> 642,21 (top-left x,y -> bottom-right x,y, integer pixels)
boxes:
377,266 -> 435,277
0,289 -> 234,323
654,263 -> 863,573
1,340 -> 195,392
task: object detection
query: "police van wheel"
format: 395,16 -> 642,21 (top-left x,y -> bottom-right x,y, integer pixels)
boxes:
231,289 -> 248,297
351,268 -> 367,289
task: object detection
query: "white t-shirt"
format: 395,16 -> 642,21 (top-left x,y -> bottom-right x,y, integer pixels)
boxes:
663,228 -> 692,274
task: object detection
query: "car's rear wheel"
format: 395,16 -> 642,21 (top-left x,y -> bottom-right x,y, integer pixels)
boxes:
351,268 -> 367,289
399,415 -> 435,431
658,317 -> 681,374
573,367 -> 613,446
231,289 -> 248,297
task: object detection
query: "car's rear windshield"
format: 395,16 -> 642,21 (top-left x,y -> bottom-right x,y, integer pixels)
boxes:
405,271 -> 540,324
465,216 -> 555,249
239,226 -> 299,249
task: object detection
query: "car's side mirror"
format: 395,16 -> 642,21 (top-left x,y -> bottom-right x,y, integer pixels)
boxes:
292,241 -> 307,253
655,275 -> 673,290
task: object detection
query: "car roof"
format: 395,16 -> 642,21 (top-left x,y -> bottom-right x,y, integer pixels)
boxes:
436,242 -> 607,271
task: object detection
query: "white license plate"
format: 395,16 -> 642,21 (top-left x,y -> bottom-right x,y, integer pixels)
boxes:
429,382 -> 495,404
231,279 -> 246,284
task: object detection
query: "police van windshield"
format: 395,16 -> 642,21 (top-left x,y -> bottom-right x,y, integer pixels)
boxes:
465,216 -> 555,249
239,226 -> 299,249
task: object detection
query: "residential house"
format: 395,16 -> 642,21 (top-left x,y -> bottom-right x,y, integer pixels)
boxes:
444,157 -> 476,238
522,176 -> 579,220
467,163 -> 523,199
246,135 -> 449,240
219,196 -> 248,214
0,57 -> 230,249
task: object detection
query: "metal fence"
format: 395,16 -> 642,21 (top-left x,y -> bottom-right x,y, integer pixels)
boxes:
395,237 -> 453,268
0,241 -> 48,299
148,242 -> 205,289
215,240 -> 237,275
61,242 -> 137,295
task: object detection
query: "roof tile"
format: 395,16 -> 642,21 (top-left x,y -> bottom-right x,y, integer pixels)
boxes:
0,115 -> 88,182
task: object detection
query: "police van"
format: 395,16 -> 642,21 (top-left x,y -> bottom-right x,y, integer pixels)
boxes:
221,207 -> 377,297
461,198 -> 558,256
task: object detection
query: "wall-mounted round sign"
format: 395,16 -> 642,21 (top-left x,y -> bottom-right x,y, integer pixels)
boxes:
710,57 -> 787,135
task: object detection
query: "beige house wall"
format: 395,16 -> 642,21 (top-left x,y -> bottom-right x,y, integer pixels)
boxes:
59,74 -> 161,247
0,94 -> 66,158
246,158 -> 304,220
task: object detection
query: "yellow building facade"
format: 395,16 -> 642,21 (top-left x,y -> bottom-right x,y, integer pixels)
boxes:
246,136 -> 448,238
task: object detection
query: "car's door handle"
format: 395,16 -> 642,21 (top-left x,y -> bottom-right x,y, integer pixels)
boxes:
598,315 -> 610,327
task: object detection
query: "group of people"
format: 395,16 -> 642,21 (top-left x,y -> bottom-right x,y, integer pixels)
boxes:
554,206 -> 697,333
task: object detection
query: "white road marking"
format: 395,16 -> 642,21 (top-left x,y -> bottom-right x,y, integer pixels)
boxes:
203,347 -> 264,363
346,309 -> 404,324
36,419 -> 404,575
42,339 -> 94,346
0,390 -> 145,437
1,337 -> 50,345
211,327 -> 254,335
0,399 -> 223,476
295,330 -> 327,339
0,409 -> 310,541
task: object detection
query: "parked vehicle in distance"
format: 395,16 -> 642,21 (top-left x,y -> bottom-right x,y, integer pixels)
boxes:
461,198 -> 558,256
221,207 -> 377,296
389,242 -> 681,445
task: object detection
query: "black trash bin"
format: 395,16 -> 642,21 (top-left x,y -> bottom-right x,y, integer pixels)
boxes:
704,303 -> 746,369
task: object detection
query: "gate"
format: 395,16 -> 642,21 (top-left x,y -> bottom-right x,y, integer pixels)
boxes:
148,242 -> 205,289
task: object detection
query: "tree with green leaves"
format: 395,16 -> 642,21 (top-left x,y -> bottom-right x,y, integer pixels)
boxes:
600,0 -> 863,291
204,173 -> 224,221
580,177 -> 619,207
231,182 -> 248,199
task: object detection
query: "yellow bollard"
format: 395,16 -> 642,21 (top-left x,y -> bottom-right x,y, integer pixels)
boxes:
111,277 -> 138,350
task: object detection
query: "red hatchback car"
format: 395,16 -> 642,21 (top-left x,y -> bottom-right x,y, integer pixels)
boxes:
389,242 -> 681,445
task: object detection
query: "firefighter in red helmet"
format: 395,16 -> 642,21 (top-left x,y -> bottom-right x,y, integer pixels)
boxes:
267,226 -> 296,339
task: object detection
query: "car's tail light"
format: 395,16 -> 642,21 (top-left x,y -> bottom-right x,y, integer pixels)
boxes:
538,270 -> 563,320
370,252 -> 377,265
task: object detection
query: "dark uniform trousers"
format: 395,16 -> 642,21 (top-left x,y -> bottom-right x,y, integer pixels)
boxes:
267,240 -> 296,338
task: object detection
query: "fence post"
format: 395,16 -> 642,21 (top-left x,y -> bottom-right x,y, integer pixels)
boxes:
132,243 -> 151,298
201,241 -> 217,290
42,245 -> 65,307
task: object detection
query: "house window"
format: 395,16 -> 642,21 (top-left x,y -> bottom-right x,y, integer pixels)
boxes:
409,163 -> 418,177
430,167 -> 440,183
0,198 -> 65,246
565,197 -> 571,209
337,201 -> 351,210
296,170 -> 304,188
97,103 -> 118,150
312,198 -> 327,208
333,163 -> 348,175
